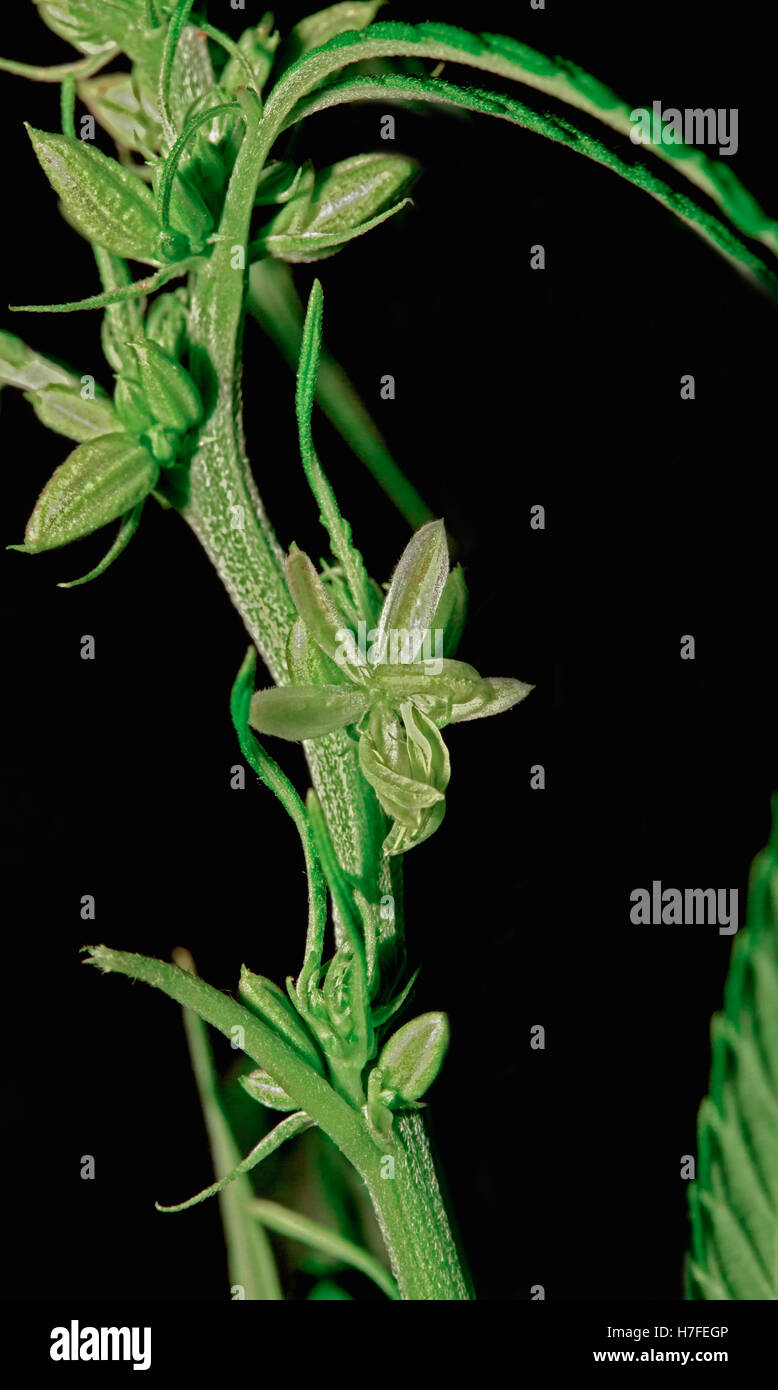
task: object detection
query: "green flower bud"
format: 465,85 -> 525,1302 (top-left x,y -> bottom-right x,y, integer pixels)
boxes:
259,153 -> 419,263
24,384 -> 121,442
249,684 -> 369,741
238,967 -> 324,1073
144,291 -> 189,362
374,519 -> 449,665
374,1012 -> 449,1104
151,164 -> 213,255
76,71 -> 163,154
145,426 -> 179,464
34,0 -> 117,55
239,1068 -> 299,1112
114,377 -> 155,435
26,126 -> 162,264
126,338 -> 202,432
20,433 -> 158,553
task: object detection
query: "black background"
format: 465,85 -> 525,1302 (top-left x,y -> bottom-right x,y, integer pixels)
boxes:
2,0 -> 777,1308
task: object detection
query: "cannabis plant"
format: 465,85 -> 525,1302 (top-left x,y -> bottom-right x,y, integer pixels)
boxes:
3,1 -> 777,1300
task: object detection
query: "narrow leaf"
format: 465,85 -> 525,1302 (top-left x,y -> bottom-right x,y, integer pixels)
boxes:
57,501 -> 144,588
156,1112 -> 312,1213
249,1197 -> 399,1300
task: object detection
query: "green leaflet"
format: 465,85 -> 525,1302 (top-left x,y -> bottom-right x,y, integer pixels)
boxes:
156,1111 -> 313,1213
240,1068 -> 300,1113
296,280 -> 375,624
19,433 -> 158,552
24,384 -> 121,441
33,0 -> 124,56
257,153 -> 418,263
26,126 -> 164,264
57,501 -> 145,588
220,16 -> 280,97
144,290 -> 189,360
248,1196 -> 400,1301
286,544 -> 366,683
686,807 -> 778,1299
276,2 -> 387,75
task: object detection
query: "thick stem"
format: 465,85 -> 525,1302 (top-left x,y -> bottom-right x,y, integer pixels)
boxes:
176,102 -> 467,1298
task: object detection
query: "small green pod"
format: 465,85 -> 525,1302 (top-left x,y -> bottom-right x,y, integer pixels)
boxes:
114,376 -> 155,435
239,1068 -> 299,1112
26,126 -> 162,264
239,967 -> 325,1073
375,1012 -> 450,1103
126,338 -> 202,432
260,153 -> 419,263
24,385 -> 121,442
144,291 -> 189,363
22,433 -> 158,553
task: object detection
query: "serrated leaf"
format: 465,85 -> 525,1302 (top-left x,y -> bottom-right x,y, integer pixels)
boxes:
687,812 -> 778,1299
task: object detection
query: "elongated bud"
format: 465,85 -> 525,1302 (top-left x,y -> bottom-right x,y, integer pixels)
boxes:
375,1012 -> 449,1103
34,0 -> 116,55
239,967 -> 324,1073
239,1069 -> 299,1112
77,72 -> 162,155
24,385 -> 121,442
286,545 -> 366,682
126,339 -> 202,432
20,434 -> 158,553
260,153 -> 419,263
144,292 -> 189,362
26,126 -> 163,264
249,684 -> 369,741
114,377 -> 155,435
374,519 -> 449,664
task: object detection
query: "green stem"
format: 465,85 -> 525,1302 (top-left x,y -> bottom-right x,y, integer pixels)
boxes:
177,97 -> 465,1300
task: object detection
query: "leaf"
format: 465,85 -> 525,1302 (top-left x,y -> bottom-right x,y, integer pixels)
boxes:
20,434 -> 158,553
249,1197 -> 399,1300
156,1112 -> 312,1213
33,0 -> 120,56
239,1069 -> 300,1113
434,564 -> 468,657
278,71 -> 778,294
448,675 -> 534,723
10,259 -> 197,315
265,19 -> 778,262
248,258 -> 434,530
24,384 -> 121,441
26,126 -> 163,264
57,500 -> 144,588
296,280 -> 375,623
250,684 -> 369,741
170,947 -> 282,1300
93,249 -> 145,375
686,807 -> 778,1298
374,520 -> 449,666
276,2 -> 387,75
77,70 -> 163,153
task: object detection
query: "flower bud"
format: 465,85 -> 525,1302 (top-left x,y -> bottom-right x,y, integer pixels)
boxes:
239,967 -> 324,1073
239,1068 -> 299,1112
126,338 -> 202,432
259,153 -> 419,263
114,377 -> 155,435
26,126 -> 162,264
21,433 -> 158,553
24,385 -> 121,442
374,1012 -> 449,1104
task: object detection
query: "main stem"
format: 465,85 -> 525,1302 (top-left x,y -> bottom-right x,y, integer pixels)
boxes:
180,102 -> 470,1300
